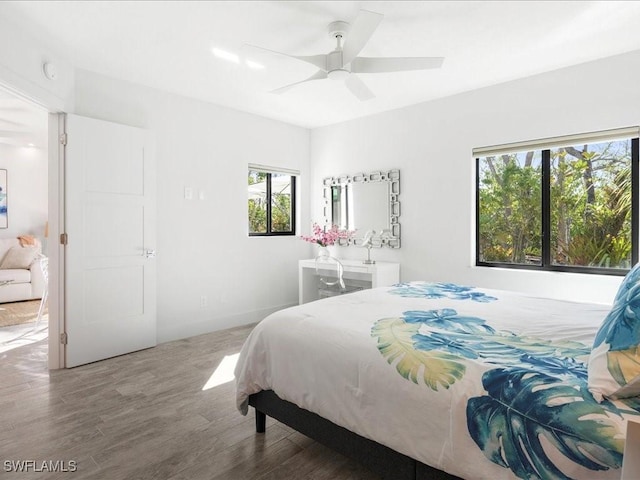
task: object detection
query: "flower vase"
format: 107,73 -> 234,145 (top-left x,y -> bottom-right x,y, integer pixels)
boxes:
316,245 -> 331,260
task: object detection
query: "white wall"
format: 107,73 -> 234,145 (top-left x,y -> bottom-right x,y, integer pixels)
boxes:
310,50 -> 640,305
0,144 -> 48,244
74,70 -> 311,343
0,15 -> 74,111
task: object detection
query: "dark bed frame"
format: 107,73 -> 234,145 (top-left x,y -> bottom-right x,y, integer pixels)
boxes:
249,390 -> 460,480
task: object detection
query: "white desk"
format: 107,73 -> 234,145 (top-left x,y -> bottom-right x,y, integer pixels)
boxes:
298,258 -> 400,304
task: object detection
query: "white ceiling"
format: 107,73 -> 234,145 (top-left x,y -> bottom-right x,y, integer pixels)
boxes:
0,89 -> 48,149
2,1 -> 640,130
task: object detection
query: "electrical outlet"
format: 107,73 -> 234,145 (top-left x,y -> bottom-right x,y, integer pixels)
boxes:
200,295 -> 207,308
184,187 -> 193,200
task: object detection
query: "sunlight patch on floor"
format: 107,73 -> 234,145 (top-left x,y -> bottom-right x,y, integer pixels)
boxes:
202,352 -> 240,390
0,321 -> 48,353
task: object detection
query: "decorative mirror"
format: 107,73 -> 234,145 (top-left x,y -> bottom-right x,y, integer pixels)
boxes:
323,169 -> 400,248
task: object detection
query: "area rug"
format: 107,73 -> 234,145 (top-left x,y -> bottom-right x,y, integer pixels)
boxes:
0,300 -> 45,327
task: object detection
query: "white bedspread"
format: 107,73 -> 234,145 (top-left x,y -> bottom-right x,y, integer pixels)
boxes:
235,282 -> 640,480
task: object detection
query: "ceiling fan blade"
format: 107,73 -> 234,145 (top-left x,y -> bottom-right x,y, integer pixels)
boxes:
344,74 -> 375,101
270,70 -> 328,94
243,44 -> 327,71
351,56 -> 445,73
342,10 -> 384,66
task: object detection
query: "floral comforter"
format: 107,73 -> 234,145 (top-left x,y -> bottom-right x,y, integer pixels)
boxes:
235,282 -> 640,480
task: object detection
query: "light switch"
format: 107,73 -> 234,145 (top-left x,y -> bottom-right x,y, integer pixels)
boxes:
184,187 -> 193,200
199,190 -> 206,200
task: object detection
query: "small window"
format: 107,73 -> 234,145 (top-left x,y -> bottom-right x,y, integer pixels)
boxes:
248,168 -> 296,236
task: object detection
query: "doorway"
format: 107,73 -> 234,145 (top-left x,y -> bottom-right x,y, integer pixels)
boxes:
0,89 -> 49,354
0,82 -> 158,369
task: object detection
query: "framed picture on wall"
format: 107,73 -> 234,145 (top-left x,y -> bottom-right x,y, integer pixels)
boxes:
0,169 -> 7,228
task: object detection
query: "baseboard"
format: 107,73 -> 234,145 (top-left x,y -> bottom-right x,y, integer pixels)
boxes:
157,302 -> 296,343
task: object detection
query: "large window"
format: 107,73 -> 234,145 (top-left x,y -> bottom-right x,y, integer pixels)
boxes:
248,166 -> 296,236
476,129 -> 638,275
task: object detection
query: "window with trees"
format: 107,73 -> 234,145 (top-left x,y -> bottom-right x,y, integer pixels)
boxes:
476,129 -> 639,275
248,167 -> 296,236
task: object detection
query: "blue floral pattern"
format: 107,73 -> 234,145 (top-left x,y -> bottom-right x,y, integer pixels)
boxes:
593,263 -> 640,351
589,262 -> 640,399
372,307 -> 638,479
468,369 -> 624,479
389,282 -> 498,302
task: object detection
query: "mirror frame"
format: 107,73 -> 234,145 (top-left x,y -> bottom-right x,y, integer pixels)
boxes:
322,169 -> 400,248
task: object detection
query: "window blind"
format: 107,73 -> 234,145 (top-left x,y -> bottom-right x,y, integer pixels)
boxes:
472,126 -> 640,157
248,163 -> 300,176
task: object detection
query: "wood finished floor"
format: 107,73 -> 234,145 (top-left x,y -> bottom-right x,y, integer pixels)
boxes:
0,324 -> 380,480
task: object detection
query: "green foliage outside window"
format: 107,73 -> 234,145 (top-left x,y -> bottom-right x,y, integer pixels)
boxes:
478,138 -> 633,271
248,170 -> 294,235
478,152 -> 542,264
550,141 -> 631,268
248,171 -> 267,233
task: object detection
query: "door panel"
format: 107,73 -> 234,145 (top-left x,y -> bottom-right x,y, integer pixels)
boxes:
84,203 -> 144,258
84,266 -> 145,322
65,113 -> 156,367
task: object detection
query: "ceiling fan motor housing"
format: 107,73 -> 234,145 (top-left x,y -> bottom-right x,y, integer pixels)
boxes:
326,21 -> 350,79
327,21 -> 350,43
327,51 -> 348,79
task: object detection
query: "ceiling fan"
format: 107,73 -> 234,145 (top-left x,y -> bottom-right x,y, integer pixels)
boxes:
246,9 -> 444,101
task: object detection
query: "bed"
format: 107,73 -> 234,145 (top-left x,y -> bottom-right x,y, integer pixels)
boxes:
235,280 -> 640,480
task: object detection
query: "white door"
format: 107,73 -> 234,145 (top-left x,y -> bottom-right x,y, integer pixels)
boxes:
64,114 -> 156,367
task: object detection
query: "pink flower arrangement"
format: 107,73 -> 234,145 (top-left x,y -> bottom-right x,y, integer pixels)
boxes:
301,223 -> 354,247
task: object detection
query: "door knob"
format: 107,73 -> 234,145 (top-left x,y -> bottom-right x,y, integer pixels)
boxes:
144,249 -> 156,258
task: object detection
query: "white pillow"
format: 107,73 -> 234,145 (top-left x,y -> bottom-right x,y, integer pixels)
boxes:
0,246 -> 39,269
